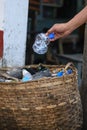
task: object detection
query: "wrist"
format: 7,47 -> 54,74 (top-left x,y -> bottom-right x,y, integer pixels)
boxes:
66,17 -> 79,33
65,22 -> 74,34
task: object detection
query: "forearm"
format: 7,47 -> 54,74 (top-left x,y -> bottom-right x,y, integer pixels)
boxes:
66,6 -> 87,32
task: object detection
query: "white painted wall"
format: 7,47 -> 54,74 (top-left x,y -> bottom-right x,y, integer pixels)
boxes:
3,0 -> 29,67
0,0 -> 4,30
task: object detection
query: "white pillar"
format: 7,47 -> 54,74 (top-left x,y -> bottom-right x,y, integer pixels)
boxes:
2,0 -> 29,67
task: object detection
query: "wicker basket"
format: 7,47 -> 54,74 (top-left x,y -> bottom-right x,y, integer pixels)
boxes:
0,63 -> 83,130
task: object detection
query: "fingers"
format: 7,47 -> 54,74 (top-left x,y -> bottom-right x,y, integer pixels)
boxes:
46,29 -> 53,36
46,23 -> 66,41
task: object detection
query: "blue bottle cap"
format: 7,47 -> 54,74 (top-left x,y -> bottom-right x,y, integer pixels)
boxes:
48,33 -> 55,39
66,69 -> 72,74
57,71 -> 64,77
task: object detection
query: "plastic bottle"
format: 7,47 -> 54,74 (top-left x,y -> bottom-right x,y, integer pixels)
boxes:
33,69 -> 51,80
32,33 -> 55,54
6,68 -> 22,79
52,69 -> 73,77
22,69 -> 33,82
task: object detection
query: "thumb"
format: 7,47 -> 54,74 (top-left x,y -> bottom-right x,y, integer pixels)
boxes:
46,28 -> 53,36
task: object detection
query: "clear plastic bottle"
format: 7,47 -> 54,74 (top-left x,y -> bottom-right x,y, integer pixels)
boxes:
22,69 -> 33,82
32,33 -> 55,54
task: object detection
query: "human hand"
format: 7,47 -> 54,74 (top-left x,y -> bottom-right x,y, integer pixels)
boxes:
46,23 -> 72,41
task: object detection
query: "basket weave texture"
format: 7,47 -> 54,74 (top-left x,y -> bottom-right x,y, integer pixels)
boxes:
0,63 -> 83,130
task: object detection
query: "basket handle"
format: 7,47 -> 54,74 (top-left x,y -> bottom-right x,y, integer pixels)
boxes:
64,62 -> 76,71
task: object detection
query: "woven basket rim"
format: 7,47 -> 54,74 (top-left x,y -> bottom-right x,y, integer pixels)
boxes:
0,62 -> 77,85
0,73 -> 77,85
